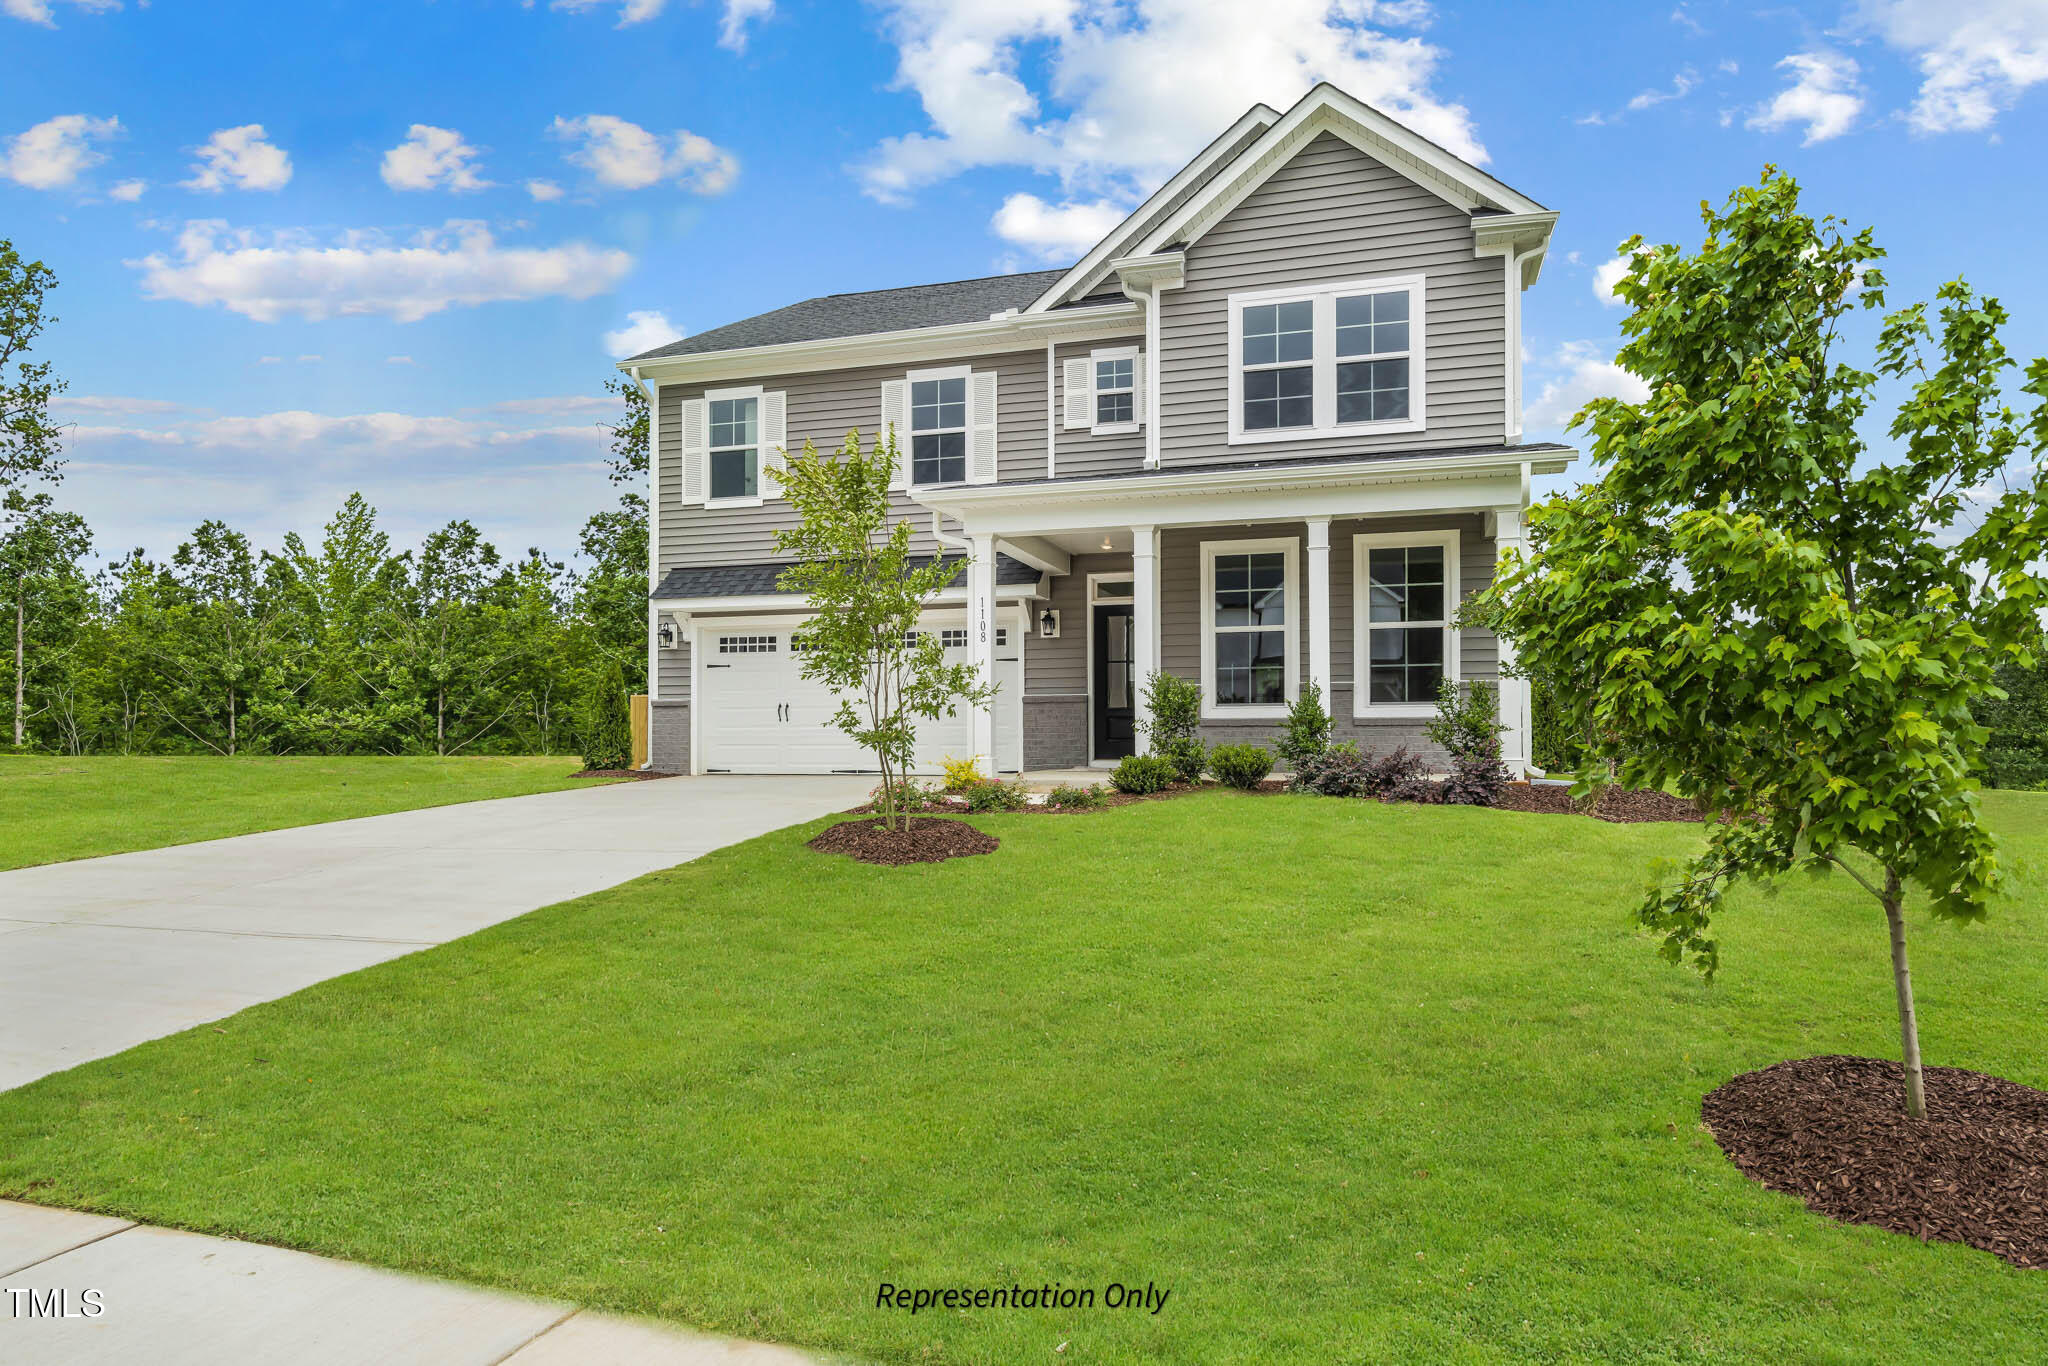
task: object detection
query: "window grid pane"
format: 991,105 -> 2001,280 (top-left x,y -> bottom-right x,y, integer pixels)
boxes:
1366,541 -> 1447,705
912,431 -> 966,485
1212,552 -> 1288,706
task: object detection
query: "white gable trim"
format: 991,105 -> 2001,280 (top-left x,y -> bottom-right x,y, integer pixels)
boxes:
1133,83 -> 1548,263
1023,103 -> 1281,316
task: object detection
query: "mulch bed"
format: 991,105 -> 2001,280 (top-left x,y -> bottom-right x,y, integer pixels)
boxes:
808,816 -> 999,866
1493,781 -> 1701,824
572,768 -> 678,780
1702,1055 -> 2048,1269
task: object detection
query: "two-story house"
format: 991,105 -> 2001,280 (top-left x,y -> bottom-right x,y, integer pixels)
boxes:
619,83 -> 1573,778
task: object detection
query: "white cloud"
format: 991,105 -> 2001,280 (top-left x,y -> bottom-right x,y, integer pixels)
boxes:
386,355 -> 415,365
256,355 -> 284,365
603,310 -> 682,358
3,114 -> 121,190
1627,67 -> 1698,111
1857,0 -> 2048,133
297,354 -> 323,364
549,0 -> 669,26
855,0 -> 1481,205
990,193 -> 1125,262
54,394 -> 189,415
3,0 -> 120,26
130,219 -> 636,323
183,125 -> 293,192
1747,51 -> 1864,145
720,0 -> 772,49
484,395 -> 617,415
526,178 -> 564,202
549,115 -> 738,194
1593,254 -> 1631,307
381,124 -> 489,192
108,177 -> 145,201
1524,342 -> 1650,432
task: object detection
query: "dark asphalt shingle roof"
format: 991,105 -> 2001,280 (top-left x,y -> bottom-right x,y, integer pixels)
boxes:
962,442 -> 1578,490
628,270 -> 1076,362
652,552 -> 1041,601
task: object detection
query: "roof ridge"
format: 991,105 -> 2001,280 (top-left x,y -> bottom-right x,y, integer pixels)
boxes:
811,266 -> 1071,303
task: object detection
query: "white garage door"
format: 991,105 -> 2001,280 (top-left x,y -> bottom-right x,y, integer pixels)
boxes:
697,616 -> 1021,775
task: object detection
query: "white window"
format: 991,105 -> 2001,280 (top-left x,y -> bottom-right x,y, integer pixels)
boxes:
909,369 -> 967,485
1227,275 -> 1426,443
1352,529 -> 1460,717
939,627 -> 969,648
707,390 -> 759,503
717,634 -> 778,654
1199,537 -> 1299,720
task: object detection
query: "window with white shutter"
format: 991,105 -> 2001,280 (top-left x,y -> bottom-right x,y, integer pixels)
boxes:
1062,356 -> 1092,429
968,369 -> 998,484
758,389 -> 786,499
1088,346 -> 1142,434
679,397 -> 708,506
704,385 -> 765,507
879,379 -> 909,489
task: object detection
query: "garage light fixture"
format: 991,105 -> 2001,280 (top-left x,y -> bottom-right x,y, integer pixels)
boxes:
1039,608 -> 1060,639
657,617 -> 680,650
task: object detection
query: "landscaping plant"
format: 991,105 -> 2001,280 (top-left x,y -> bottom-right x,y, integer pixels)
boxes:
1274,680 -> 1332,771
940,754 -> 983,793
1208,742 -> 1273,790
1428,682 -> 1509,807
964,777 -> 1029,812
1139,669 -> 1206,784
578,659 -> 632,771
775,429 -> 995,833
1973,658 -> 2048,790
1043,781 -> 1104,810
1110,752 -> 1177,795
1483,167 -> 2048,1117
1290,740 -> 1369,796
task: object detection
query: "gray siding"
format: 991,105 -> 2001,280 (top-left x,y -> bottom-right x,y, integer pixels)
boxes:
1158,131 -> 1507,467
1052,337 -> 1148,479
657,637 -> 690,701
1024,551 -> 1127,696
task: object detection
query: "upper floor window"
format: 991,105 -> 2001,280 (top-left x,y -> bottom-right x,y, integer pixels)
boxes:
911,374 -> 967,485
1228,275 -> 1426,444
1095,355 -> 1135,426
707,394 -> 758,502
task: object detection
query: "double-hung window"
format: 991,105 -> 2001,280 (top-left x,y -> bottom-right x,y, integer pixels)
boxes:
910,373 -> 967,485
1095,352 -> 1135,428
1200,538 -> 1299,719
1353,529 -> 1459,715
707,392 -> 759,503
1228,275 -> 1425,442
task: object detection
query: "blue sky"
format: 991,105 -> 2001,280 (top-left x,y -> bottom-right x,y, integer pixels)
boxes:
5,0 -> 2046,562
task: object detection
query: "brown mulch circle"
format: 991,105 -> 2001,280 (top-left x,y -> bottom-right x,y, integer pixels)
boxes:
573,768 -> 678,780
809,816 -> 999,866
1492,781 -> 1701,823
1702,1055 -> 2048,1269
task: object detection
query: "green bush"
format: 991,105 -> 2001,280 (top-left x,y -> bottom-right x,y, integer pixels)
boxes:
1110,753 -> 1177,795
578,660 -> 632,771
1044,782 -> 1104,810
1976,659 -> 2048,789
1428,683 -> 1508,807
1140,671 -> 1206,782
940,754 -> 984,792
1275,681 -> 1332,770
1208,743 -> 1273,789
964,778 -> 1029,812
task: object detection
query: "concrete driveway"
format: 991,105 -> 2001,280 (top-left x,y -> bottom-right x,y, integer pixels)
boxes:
0,775 -> 871,1090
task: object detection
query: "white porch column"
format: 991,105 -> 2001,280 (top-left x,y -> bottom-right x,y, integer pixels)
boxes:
1130,524 -> 1159,753
1305,517 -> 1332,699
969,531 -> 998,775
1492,507 -> 1532,775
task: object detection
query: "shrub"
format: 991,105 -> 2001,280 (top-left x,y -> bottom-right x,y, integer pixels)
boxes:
1291,741 -> 1369,796
1385,775 -> 1444,804
578,660 -> 632,770
1427,682 -> 1509,807
1361,745 -> 1425,798
1140,671 -> 1205,782
964,777 -> 1029,812
1044,782 -> 1104,810
1274,681 -> 1332,771
870,777 -> 942,812
1208,743 -> 1273,789
1440,746 -> 1510,806
1110,753 -> 1177,795
940,754 -> 983,792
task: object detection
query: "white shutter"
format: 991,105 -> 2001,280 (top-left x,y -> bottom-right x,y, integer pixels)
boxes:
1132,351 -> 1147,429
680,398 -> 708,506
758,389 -> 786,499
968,369 -> 999,485
1062,357 -> 1092,429
880,379 -> 909,489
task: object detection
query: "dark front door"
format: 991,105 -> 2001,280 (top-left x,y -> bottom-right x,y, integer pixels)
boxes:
1092,603 -> 1136,760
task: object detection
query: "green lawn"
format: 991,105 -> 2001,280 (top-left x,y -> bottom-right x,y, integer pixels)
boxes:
1,793 -> 2044,1363
0,755 -> 614,871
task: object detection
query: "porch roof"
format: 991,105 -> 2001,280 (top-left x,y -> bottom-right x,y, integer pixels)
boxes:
650,552 -> 1040,602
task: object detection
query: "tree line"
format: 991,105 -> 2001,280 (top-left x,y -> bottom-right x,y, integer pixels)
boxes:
3,234 -> 653,757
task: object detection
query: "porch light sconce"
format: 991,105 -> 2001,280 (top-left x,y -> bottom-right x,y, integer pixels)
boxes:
1038,608 -> 1061,639
657,617 -> 680,650
1100,536 -> 1114,551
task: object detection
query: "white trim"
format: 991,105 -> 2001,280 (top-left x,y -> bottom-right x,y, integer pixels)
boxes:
1199,536 -> 1300,722
1088,344 -> 1140,435
704,384 -> 766,509
905,363 -> 971,491
1130,526 -> 1159,754
638,368 -> 659,702
1305,517 -> 1332,697
1227,273 -> 1427,445
1044,338 -> 1057,478
1351,527 -> 1461,719
1088,571 -> 1135,604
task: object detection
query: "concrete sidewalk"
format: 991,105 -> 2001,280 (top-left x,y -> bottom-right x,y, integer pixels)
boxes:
0,1200 -> 826,1364
0,775 -> 872,1090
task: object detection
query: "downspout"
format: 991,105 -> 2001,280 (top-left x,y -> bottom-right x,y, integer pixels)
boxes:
1045,338 -> 1057,479
629,363 -> 657,769
1144,282 -> 1162,468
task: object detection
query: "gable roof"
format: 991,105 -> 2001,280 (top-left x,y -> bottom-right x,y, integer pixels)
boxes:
1029,83 -> 1551,312
651,552 -> 1041,601
626,269 -> 1070,363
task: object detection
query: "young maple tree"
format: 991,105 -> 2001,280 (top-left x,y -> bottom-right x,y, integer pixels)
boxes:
1486,169 -> 2048,1118
774,429 -> 993,832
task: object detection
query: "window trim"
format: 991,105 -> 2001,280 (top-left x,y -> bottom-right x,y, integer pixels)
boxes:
1089,344 -> 1140,436
905,363 -> 971,490
1226,274 -> 1427,445
1351,527 -> 1461,718
704,384 -> 765,508
1199,536 -> 1300,721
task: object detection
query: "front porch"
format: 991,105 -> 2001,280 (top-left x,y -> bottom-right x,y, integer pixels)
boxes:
920,447 -> 1575,776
